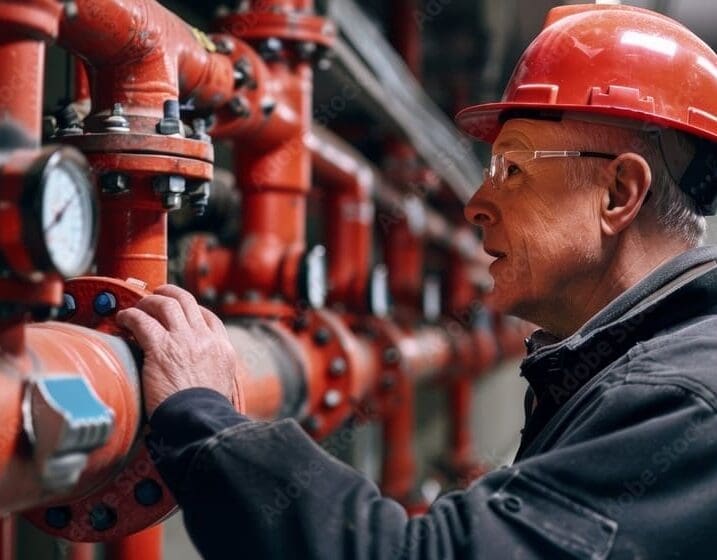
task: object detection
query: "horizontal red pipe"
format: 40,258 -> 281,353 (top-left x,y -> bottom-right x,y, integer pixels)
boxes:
0,324 -> 139,514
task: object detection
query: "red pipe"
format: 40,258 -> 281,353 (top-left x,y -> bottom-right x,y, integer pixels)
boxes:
96,176 -> 169,289
0,516 -> 14,560
106,525 -> 163,560
0,0 -> 61,143
58,0 -> 235,120
74,58 -> 90,103
228,59 -> 312,304
309,128 -> 375,310
68,543 -> 95,560
380,374 -> 416,502
385,219 -> 424,317
0,324 -> 140,514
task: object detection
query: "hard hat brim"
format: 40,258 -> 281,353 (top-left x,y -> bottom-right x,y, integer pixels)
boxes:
455,102 -> 717,145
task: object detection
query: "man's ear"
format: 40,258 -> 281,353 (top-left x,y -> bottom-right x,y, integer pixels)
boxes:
600,153 -> 652,237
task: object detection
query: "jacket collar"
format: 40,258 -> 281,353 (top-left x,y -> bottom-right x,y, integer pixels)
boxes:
519,246 -> 717,439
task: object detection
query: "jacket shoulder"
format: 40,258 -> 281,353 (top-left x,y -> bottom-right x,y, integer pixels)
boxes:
621,315 -> 717,411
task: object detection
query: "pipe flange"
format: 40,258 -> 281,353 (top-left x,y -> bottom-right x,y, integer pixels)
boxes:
0,0 -> 63,42
348,316 -> 407,419
60,132 -> 213,163
215,12 -> 335,50
23,277 -> 177,542
291,309 -> 357,440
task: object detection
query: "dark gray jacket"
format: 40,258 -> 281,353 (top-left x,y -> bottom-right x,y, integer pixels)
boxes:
148,246 -> 717,559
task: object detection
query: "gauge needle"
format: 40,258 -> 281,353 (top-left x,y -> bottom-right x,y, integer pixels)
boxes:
44,191 -> 78,233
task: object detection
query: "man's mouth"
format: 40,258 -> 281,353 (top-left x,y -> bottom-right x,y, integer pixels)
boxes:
483,248 -> 507,260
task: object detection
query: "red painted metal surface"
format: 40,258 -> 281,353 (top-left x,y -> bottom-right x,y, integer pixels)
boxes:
22,278 -> 174,543
58,0 -> 235,119
0,322 -> 140,516
0,0 -> 62,141
106,525 -> 163,560
380,371 -> 417,503
385,219 -> 424,319
68,543 -> 95,560
309,129 -> 374,311
0,516 -> 14,560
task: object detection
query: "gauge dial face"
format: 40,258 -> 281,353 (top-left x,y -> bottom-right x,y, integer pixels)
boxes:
38,155 -> 97,278
302,245 -> 327,309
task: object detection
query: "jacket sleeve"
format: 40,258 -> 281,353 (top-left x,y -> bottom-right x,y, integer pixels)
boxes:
146,379 -> 717,560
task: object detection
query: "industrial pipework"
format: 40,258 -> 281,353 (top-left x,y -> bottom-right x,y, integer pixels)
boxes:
0,0 -> 528,557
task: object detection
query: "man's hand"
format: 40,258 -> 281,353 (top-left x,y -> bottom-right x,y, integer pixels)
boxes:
116,284 -> 242,418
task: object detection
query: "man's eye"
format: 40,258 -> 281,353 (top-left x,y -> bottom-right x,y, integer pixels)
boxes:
506,163 -> 521,176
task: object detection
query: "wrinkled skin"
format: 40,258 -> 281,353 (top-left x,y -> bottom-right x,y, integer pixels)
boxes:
117,284 -> 242,417
464,118 -> 686,337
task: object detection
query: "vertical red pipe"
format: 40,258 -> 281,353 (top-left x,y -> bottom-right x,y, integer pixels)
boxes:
106,525 -> 163,560
385,220 -> 423,311
96,180 -> 168,289
0,516 -> 14,560
380,377 -> 417,503
325,191 -> 372,308
74,58 -> 90,102
0,37 -> 44,144
232,60 -> 313,300
68,543 -> 94,560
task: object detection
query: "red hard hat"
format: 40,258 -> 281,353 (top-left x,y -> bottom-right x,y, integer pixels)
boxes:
456,4 -> 717,146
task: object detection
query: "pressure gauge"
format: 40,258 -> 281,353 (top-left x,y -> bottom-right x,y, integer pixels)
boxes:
298,245 -> 327,309
367,264 -> 390,318
22,147 -> 98,278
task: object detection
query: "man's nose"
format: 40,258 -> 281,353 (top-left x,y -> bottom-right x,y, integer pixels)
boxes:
463,183 -> 498,228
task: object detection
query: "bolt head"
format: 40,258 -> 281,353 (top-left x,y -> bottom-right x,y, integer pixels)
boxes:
163,99 -> 180,120
93,291 -> 117,316
329,357 -> 347,377
381,374 -> 396,390
323,389 -> 342,409
58,293 -> 76,320
297,41 -> 317,60
313,327 -> 331,346
162,192 -> 183,211
214,36 -> 235,54
261,98 -> 277,117
292,314 -> 310,332
201,288 -> 217,302
89,503 -> 117,531
229,96 -> 251,118
259,38 -> 283,60
134,478 -> 163,506
45,506 -> 72,529
383,347 -> 400,365
101,173 -> 130,195
153,175 -> 186,195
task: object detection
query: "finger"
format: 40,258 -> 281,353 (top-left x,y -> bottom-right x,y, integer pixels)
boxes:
200,307 -> 227,334
154,284 -> 207,329
134,294 -> 188,331
116,307 -> 166,349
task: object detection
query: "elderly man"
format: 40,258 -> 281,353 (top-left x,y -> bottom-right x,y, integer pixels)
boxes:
118,4 -> 717,559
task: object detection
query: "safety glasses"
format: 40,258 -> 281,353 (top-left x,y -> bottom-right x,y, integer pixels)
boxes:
484,150 -> 617,189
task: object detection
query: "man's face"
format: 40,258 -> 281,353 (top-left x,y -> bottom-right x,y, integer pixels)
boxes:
464,119 -> 607,323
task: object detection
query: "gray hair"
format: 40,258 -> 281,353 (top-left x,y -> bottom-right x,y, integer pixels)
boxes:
562,119 -> 707,248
